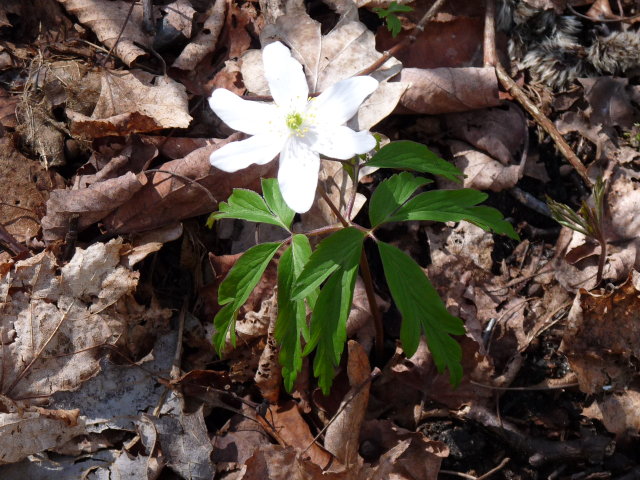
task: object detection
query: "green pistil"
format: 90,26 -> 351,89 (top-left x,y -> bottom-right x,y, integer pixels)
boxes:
286,112 -> 304,132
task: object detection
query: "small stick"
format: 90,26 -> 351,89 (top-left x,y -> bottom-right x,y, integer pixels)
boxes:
483,0 -> 592,187
357,0 -> 448,76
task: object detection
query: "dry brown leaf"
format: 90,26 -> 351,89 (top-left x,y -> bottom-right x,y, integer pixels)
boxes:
261,400 -> 334,469
445,140 -> 524,192
583,391 -> 640,440
399,67 -> 500,114
104,139 -> 275,234
324,341 -> 371,466
162,0 -> 196,39
0,88 -> 17,129
57,0 -> 151,66
560,275 -> 640,394
69,70 -> 192,138
41,171 -> 147,243
0,136 -> 54,243
172,0 -> 226,70
578,77 -> 634,129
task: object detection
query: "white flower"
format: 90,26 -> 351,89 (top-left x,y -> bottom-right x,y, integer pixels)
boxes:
208,41 -> 379,213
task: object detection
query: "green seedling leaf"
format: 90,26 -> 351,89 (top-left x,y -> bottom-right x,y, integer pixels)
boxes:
384,189 -> 519,239
262,178 -> 295,230
377,241 -> 465,386
369,172 -> 432,227
292,227 -> 366,301
213,242 -> 282,351
210,188 -> 291,231
304,265 -> 360,394
373,2 -> 413,37
275,235 -> 314,391
367,141 -> 463,182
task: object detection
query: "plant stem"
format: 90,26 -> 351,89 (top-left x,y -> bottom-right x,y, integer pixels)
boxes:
319,188 -> 384,358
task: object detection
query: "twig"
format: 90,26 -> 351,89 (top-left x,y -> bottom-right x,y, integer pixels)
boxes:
483,0 -> 592,187
100,0 -> 136,66
568,4 -> 640,23
477,457 -> 511,480
357,0 -> 448,76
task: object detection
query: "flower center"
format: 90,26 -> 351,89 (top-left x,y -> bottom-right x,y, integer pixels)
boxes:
286,112 -> 306,134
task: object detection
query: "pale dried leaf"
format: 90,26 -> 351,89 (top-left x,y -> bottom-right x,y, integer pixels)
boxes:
583,391 -> 640,439
162,0 -> 196,39
0,410 -> 87,465
57,0 -> 151,66
69,70 -> 192,137
172,0 -> 226,70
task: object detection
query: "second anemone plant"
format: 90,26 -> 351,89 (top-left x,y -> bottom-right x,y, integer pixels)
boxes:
207,41 -> 519,394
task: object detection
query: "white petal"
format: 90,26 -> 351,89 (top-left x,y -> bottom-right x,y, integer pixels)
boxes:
262,42 -> 309,111
278,138 -> 320,213
210,134 -> 285,172
313,76 -> 379,125
209,89 -> 277,135
307,125 -> 376,160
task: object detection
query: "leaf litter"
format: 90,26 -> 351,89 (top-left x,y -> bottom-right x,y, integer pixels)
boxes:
1,0 -> 640,478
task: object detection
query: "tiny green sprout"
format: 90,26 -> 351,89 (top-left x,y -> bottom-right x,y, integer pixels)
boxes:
547,177 -> 607,284
373,1 -> 414,37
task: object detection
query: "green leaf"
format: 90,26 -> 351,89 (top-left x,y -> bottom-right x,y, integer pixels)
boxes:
385,189 -> 519,239
377,241 -> 465,385
292,227 -> 366,301
369,172 -> 432,227
367,141 -> 463,183
213,242 -> 282,351
304,265 -> 360,394
275,235 -> 313,391
212,303 -> 237,355
262,178 -> 295,231
211,188 -> 291,231
386,15 -> 402,37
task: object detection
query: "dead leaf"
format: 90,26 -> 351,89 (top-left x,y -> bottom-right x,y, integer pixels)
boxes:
57,0 -> 152,66
398,67 -> 500,114
583,391 -> 640,440
172,0 -> 226,70
578,77 -> 634,129
69,70 -> 192,137
560,275 -> 640,394
260,400 -> 334,469
0,410 -> 88,465
0,88 -> 17,129
325,341 -> 371,466
41,171 -> 148,243
161,0 -> 196,40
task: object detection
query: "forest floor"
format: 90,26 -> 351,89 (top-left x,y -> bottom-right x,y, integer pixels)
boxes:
0,0 -> 639,478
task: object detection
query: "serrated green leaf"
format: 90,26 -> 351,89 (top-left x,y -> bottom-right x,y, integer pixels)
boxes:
369,172 -> 432,227
213,242 -> 282,352
212,303 -> 237,355
386,1 -> 413,13
262,178 -> 295,230
377,241 -> 465,386
275,235 -> 313,391
367,141 -> 463,182
384,189 -> 519,239
304,265 -> 360,395
387,15 -> 402,37
292,228 -> 365,301
212,188 -> 290,230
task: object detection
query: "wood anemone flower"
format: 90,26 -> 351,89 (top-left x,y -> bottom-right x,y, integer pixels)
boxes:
208,41 -> 379,213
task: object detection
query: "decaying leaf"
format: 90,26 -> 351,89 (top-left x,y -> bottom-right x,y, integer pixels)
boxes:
560,275 -> 640,394
583,391 -> 640,440
56,0 -> 152,66
69,70 -> 192,138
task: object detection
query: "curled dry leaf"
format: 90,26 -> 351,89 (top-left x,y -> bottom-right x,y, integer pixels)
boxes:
324,341 -> 372,466
56,0 -> 151,66
69,70 -> 192,138
560,275 -> 640,394
172,0 -> 226,71
399,67 -> 500,114
41,171 -> 147,243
